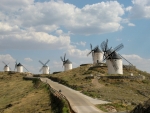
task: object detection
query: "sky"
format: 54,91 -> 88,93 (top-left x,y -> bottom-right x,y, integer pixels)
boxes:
0,0 -> 150,74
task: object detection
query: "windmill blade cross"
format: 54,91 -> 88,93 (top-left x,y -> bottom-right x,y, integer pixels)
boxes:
60,56 -> 64,62
92,52 -> 94,62
45,59 -> 50,65
101,42 -> 106,52
103,43 -> 123,61
103,50 -> 112,61
90,43 -> 92,50
118,53 -> 133,66
64,53 -> 66,61
87,51 -> 92,56
14,62 -> 17,71
2,61 -> 6,65
93,45 -> 99,51
39,60 -> 44,65
39,67 -> 43,72
105,39 -> 108,51
62,61 -> 65,67
87,44 -> 98,56
113,43 -> 124,52
23,66 -> 29,72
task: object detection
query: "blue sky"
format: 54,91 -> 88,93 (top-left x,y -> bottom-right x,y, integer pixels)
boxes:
0,0 -> 150,73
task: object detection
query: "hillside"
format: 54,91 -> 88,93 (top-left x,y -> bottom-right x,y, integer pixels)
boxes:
48,64 -> 150,112
0,72 -> 51,113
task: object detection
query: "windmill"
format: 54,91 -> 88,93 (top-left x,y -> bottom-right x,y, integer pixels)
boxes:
2,61 -> 10,72
101,39 -> 133,74
14,61 -> 29,73
60,53 -> 72,71
39,60 -> 50,74
87,44 -> 103,64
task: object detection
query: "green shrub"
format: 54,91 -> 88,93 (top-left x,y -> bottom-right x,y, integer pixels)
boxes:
50,93 -> 69,113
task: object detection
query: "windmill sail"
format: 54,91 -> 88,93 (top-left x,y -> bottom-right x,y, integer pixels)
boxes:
39,60 -> 50,74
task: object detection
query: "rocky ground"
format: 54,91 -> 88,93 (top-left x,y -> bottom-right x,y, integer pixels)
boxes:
130,99 -> 150,113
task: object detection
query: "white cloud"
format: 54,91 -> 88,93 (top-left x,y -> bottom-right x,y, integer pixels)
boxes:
0,31 -> 70,50
32,25 -> 59,32
52,61 -> 62,68
0,54 -> 15,62
0,0 -> 125,35
128,0 -> 150,19
125,6 -> 132,11
122,54 -> 150,73
65,1 -> 124,35
72,41 -> 86,46
79,41 -> 86,46
56,30 -> 63,35
24,58 -> 33,62
0,0 -> 34,12
116,38 -> 122,41
0,22 -> 12,32
68,46 -> 90,58
128,23 -> 135,26
0,0 -> 127,50
121,19 -> 129,23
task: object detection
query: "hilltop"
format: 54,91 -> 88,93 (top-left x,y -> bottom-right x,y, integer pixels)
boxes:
47,64 -> 150,112
1,64 -> 150,113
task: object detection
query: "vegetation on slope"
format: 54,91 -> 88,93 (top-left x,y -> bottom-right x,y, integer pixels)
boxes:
48,64 -> 150,112
0,72 -> 51,113
0,72 -> 70,113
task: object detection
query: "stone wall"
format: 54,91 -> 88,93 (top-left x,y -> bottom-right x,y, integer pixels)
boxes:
97,75 -> 145,81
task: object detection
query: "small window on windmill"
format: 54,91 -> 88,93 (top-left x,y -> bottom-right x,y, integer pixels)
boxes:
97,60 -> 99,63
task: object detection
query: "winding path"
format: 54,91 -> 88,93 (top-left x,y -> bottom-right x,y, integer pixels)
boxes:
40,78 -> 110,113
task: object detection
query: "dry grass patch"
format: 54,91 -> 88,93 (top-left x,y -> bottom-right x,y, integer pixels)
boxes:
0,72 -> 51,113
49,64 -> 150,112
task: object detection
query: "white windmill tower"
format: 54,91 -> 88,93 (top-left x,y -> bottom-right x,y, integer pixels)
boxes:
2,61 -> 10,72
101,39 -> 133,75
105,49 -> 123,74
87,44 -> 103,64
14,61 -> 29,73
60,53 -> 72,71
101,39 -> 123,74
39,60 -> 50,74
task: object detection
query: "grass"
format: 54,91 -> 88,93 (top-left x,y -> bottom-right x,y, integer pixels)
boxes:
0,72 -> 51,113
49,64 -> 150,112
50,93 -> 69,113
1,64 -> 147,112
96,103 -> 135,112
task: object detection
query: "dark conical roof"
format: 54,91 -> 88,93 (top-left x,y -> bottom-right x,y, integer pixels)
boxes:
64,59 -> 72,64
4,65 -> 8,67
43,65 -> 48,67
94,47 -> 102,53
17,63 -> 23,66
108,51 -> 121,59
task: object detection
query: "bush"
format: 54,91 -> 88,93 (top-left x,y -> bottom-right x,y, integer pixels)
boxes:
50,93 -> 69,113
